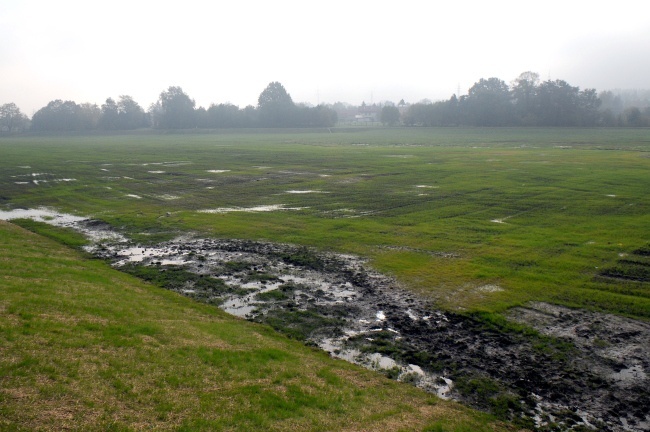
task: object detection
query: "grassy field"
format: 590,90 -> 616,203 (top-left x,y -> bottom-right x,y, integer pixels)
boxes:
1,128 -> 648,319
1,220 -> 512,431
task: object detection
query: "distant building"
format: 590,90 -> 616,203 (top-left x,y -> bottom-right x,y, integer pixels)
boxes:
355,103 -> 380,123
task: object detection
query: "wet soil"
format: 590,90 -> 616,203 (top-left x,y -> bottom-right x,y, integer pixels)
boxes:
89,235 -> 649,431
2,209 -> 648,431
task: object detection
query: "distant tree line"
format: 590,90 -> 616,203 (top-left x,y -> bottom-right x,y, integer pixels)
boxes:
148,82 -> 337,130
2,75 -> 649,134
599,90 -> 650,127
26,97 -> 149,132
401,72 -> 650,127
9,82 -> 336,133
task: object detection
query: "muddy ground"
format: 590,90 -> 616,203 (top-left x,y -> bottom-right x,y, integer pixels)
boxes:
87,233 -> 649,432
2,210 -> 648,431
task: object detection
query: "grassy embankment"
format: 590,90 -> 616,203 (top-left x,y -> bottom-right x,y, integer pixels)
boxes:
0,220 -> 509,431
1,128 -> 648,319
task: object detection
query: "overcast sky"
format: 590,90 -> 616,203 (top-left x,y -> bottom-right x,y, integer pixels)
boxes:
2,0 -> 649,114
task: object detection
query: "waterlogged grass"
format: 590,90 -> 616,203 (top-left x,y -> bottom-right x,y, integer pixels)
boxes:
0,221 -> 510,431
1,128 -> 649,318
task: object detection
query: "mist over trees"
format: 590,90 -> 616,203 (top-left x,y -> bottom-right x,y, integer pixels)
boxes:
150,87 -> 196,129
145,82 -> 336,130
31,100 -> 100,131
30,97 -> 147,132
0,103 -> 29,134
257,82 -> 295,127
403,72 -> 606,127
598,89 -> 650,127
3,74 -> 650,134
99,96 -> 149,130
380,105 -> 401,126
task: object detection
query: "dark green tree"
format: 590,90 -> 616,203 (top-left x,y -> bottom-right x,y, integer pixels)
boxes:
403,102 -> 434,126
535,80 -> 580,126
403,97 -> 460,127
465,78 -> 513,126
194,106 -> 209,128
257,81 -> 296,127
312,104 -> 338,127
208,103 -> 244,128
31,100 -> 79,131
241,105 -> 258,127
117,95 -> 148,129
380,105 -> 400,126
99,98 -> 119,130
294,104 -> 338,127
511,71 -> 540,125
154,86 -> 196,129
577,88 -> 601,126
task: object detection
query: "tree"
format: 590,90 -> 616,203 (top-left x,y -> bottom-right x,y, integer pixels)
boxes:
535,80 -> 581,126
0,103 -> 29,134
403,102 -> 434,126
99,98 -> 119,130
294,104 -> 338,127
622,107 -> 649,127
312,105 -> 338,127
257,81 -> 296,127
31,100 -> 80,131
380,105 -> 400,126
511,71 -> 540,125
577,88 -> 601,126
117,95 -> 148,129
208,103 -> 244,128
241,105 -> 258,128
194,106 -> 209,128
403,97 -> 461,127
153,86 -> 196,129
258,81 -> 293,108
465,78 -> 513,126
444,94 -> 460,125
76,103 -> 101,130
598,90 -> 624,115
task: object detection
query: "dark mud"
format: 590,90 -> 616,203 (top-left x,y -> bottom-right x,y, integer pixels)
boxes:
90,236 -> 650,431
1,209 -> 648,431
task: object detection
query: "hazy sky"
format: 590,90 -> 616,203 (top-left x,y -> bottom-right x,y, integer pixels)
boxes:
2,0 -> 649,114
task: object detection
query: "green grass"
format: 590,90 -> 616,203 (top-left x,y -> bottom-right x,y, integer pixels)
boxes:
10,218 -> 90,249
0,220 -> 509,431
1,128 -> 649,319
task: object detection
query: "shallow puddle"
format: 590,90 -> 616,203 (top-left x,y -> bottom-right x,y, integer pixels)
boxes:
0,207 -> 127,243
197,205 -> 308,214
0,208 -> 87,224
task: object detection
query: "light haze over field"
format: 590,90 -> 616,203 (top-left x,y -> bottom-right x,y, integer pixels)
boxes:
1,0 -> 649,114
